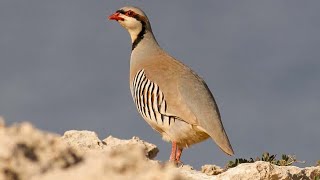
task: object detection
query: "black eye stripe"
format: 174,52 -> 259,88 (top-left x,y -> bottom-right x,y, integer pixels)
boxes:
133,14 -> 140,19
116,9 -> 125,14
116,9 -> 142,21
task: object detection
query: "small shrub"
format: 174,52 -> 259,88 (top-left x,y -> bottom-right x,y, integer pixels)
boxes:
226,152 -> 298,169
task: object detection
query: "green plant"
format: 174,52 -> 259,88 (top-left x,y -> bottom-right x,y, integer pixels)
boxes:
226,158 -> 255,168
226,152 -> 298,169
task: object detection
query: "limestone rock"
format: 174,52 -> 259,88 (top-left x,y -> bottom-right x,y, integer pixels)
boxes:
201,164 -> 224,175
103,135 -> 159,159
61,130 -> 159,159
62,130 -> 106,152
1,120 -> 320,180
33,145 -> 181,180
0,122 -> 82,180
214,161 -> 320,180
0,122 -> 181,180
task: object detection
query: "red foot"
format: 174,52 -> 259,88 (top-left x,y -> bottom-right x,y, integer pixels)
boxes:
169,142 -> 184,165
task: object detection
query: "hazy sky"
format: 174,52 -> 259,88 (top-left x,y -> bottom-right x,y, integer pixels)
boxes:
1,1 -> 319,168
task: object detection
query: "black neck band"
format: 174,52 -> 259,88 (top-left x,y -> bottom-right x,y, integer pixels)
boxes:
132,21 -> 146,51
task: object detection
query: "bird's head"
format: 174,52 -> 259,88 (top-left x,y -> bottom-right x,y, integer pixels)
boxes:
109,6 -> 151,43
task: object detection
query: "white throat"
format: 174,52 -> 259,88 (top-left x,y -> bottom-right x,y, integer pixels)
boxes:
119,17 -> 143,43
129,26 -> 142,43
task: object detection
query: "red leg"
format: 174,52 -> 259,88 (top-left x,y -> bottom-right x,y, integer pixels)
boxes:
169,141 -> 177,162
175,147 -> 183,163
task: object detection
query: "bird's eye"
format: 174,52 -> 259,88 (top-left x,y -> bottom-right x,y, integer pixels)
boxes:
126,11 -> 134,16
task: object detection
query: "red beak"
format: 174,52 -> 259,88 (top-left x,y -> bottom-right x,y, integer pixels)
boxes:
108,12 -> 124,21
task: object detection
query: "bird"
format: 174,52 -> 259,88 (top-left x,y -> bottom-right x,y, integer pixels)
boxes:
108,6 -> 234,164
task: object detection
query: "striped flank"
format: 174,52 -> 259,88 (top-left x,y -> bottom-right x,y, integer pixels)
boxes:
132,69 -> 176,126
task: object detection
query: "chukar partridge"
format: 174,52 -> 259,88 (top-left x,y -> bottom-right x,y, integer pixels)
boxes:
109,6 -> 234,163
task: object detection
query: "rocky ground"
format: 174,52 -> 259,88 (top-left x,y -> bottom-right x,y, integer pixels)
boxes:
0,118 -> 319,180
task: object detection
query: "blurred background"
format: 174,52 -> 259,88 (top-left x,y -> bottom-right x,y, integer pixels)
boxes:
1,0 -> 319,168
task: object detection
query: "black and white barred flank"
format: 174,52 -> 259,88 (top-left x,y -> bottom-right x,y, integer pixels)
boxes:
132,69 -> 176,126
